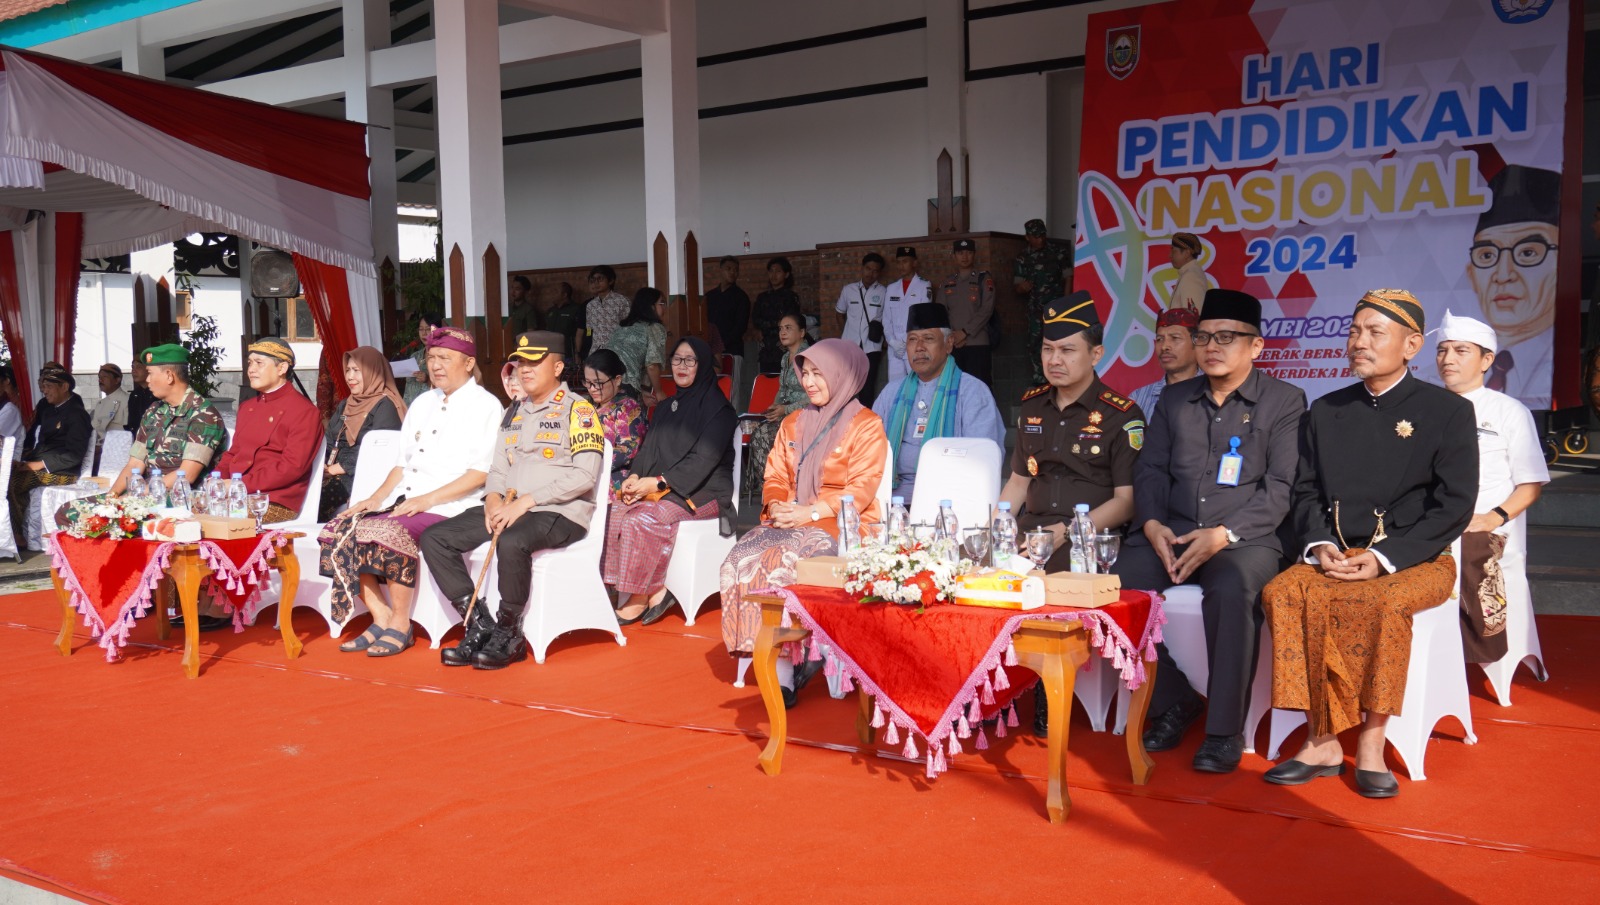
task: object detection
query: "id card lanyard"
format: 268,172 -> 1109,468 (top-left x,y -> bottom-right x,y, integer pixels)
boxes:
1216,436 -> 1243,486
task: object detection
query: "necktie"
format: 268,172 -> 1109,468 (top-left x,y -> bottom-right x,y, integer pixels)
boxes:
1486,350 -> 1515,392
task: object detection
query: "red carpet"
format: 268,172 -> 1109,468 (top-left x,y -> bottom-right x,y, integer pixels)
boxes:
1,590 -> 1596,903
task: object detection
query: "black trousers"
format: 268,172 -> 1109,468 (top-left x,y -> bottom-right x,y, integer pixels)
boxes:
420,507 -> 587,622
857,350 -> 883,407
951,345 -> 993,386
1114,541 -> 1285,737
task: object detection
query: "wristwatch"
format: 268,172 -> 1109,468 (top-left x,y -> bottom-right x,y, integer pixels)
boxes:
1223,526 -> 1241,544
655,477 -> 668,492
810,507 -> 820,522
1492,506 -> 1510,525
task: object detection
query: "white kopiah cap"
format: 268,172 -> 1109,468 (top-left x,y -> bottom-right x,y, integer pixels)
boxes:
1435,309 -> 1498,354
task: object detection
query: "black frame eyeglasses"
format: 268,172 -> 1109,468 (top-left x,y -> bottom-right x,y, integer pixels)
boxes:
1469,237 -> 1556,269
1191,330 -> 1259,346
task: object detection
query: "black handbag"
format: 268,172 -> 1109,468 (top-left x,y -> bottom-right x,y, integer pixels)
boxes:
867,319 -> 884,344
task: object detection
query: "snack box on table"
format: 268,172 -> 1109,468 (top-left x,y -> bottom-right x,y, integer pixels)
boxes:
795,555 -> 848,589
957,570 -> 1121,610
194,515 -> 257,540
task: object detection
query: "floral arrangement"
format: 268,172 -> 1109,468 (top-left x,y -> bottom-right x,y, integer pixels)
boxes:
62,496 -> 156,540
842,540 -> 971,609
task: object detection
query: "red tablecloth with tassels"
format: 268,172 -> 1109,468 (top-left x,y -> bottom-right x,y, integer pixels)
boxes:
48,532 -> 288,660
772,585 -> 1164,778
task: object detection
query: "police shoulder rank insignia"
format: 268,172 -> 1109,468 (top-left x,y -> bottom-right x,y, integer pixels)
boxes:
1022,385 -> 1050,402
1027,455 -> 1039,476
1124,419 -> 1144,451
1099,390 -> 1133,412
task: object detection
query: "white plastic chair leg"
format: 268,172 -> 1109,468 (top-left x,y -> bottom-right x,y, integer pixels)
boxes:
733,656 -> 752,687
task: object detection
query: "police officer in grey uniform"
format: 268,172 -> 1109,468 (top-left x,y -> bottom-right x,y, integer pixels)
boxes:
999,291 -> 1144,736
939,238 -> 997,386
420,331 -> 605,669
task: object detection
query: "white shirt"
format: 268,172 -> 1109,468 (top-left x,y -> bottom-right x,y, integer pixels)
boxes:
835,281 -> 886,353
395,378 -> 502,518
1172,259 -> 1209,311
1497,326 -> 1553,412
882,275 -> 933,361
92,387 -> 129,437
0,400 -> 21,460
1462,385 -> 1549,528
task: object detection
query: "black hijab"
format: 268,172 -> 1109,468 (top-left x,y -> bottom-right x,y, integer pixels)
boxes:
637,337 -> 734,473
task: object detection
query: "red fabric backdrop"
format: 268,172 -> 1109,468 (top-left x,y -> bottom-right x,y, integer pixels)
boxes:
51,211 -> 82,369
0,235 -> 34,422
293,254 -> 357,401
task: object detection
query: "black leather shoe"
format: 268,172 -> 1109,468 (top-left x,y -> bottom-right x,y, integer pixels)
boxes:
640,592 -> 679,626
472,610 -> 528,670
441,602 -> 494,667
1263,759 -> 1346,785
1032,680 -> 1048,738
782,659 -> 823,710
1355,769 -> 1399,799
1141,691 -> 1205,752
1191,734 -> 1245,773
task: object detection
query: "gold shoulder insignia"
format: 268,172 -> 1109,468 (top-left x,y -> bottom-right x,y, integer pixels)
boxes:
1021,384 -> 1050,402
1099,390 -> 1134,412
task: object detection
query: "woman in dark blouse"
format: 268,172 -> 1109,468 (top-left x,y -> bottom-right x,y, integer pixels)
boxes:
752,256 -> 802,374
319,347 -> 407,522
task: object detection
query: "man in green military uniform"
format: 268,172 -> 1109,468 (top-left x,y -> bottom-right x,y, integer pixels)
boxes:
999,290 -> 1145,735
420,330 -> 605,670
110,344 -> 229,497
939,238 -> 997,386
1012,219 -> 1073,384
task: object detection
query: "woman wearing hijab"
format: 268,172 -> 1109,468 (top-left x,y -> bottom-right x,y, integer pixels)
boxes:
604,337 -> 737,626
719,339 -> 887,703
320,348 -> 407,521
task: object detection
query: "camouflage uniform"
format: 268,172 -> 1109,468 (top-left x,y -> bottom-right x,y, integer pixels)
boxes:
131,387 -> 229,483
1013,220 -> 1073,383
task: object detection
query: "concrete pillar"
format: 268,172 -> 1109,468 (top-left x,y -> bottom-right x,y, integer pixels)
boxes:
433,0 -> 507,318
120,20 -> 164,78
924,0 -> 966,199
640,0 -> 699,294
346,0 -> 399,273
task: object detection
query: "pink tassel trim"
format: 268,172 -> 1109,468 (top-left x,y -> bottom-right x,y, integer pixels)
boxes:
976,726 -> 989,750
902,732 -> 918,760
885,720 -> 900,746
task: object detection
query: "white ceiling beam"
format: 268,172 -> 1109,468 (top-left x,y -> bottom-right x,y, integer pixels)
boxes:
394,126 -> 437,152
199,57 -> 346,106
501,0 -> 666,36
369,15 -> 639,88
34,0 -> 339,60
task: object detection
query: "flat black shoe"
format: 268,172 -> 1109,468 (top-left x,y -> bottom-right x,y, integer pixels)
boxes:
1355,769 -> 1399,799
783,659 -> 823,710
1263,760 -> 1346,785
1191,734 -> 1245,774
1142,691 -> 1205,752
615,604 -> 648,626
640,592 -> 678,626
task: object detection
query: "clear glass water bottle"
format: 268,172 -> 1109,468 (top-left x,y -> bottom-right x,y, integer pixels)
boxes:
836,494 -> 860,556
1069,503 -> 1097,573
227,473 -> 248,518
169,475 -> 191,513
886,495 -> 910,544
935,500 -> 961,562
207,471 -> 226,515
145,466 -> 165,508
992,501 -> 1018,568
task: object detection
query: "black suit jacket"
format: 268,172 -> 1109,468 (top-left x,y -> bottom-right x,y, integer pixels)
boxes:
1132,368 -> 1306,554
25,393 -> 92,475
1291,373 -> 1478,572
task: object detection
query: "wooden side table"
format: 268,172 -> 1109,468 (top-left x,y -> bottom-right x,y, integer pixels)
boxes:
53,533 -> 304,678
749,592 -> 1158,823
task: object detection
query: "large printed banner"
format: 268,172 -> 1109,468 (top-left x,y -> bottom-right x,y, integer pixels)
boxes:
1076,0 -> 1568,409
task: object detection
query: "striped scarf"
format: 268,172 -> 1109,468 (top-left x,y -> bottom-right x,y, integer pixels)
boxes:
885,358 -> 962,475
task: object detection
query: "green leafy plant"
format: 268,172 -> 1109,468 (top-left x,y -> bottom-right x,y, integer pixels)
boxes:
181,314 -> 224,398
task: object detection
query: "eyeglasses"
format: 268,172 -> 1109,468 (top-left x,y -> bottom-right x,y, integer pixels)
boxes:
1191,330 -> 1258,346
583,376 -> 617,389
670,356 -> 698,367
1470,237 -> 1556,269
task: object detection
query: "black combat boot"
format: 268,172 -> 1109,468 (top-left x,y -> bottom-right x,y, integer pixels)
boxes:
441,601 -> 495,666
472,608 -> 528,670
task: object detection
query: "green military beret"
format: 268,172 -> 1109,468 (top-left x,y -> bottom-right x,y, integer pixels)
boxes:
140,344 -> 189,366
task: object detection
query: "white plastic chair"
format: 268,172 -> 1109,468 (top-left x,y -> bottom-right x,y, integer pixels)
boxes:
25,432 -> 99,551
661,433 -> 741,625
1091,584 -> 1274,748
0,437 -> 17,561
276,430 -> 402,637
276,439 -> 327,530
1266,595 -> 1476,780
431,443 -> 624,662
906,437 -> 1003,531
97,430 -> 133,479
1457,529 -> 1547,706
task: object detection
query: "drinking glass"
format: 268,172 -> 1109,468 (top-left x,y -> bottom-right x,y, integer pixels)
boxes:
1095,531 -> 1121,572
961,528 -> 991,570
1025,529 -> 1054,567
248,492 -> 270,530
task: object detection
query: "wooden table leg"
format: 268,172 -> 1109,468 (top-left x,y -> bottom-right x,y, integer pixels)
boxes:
1019,640 -> 1089,824
275,547 -> 303,659
53,568 -> 74,657
1125,657 -> 1158,786
169,551 -> 206,679
856,689 -> 877,746
753,623 -> 810,776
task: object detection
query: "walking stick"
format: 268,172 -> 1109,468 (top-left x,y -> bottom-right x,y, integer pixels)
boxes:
462,490 -> 517,626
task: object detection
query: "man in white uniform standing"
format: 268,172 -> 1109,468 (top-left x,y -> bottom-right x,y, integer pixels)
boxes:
882,246 -> 932,385
1434,310 -> 1550,705
834,252 -> 886,405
